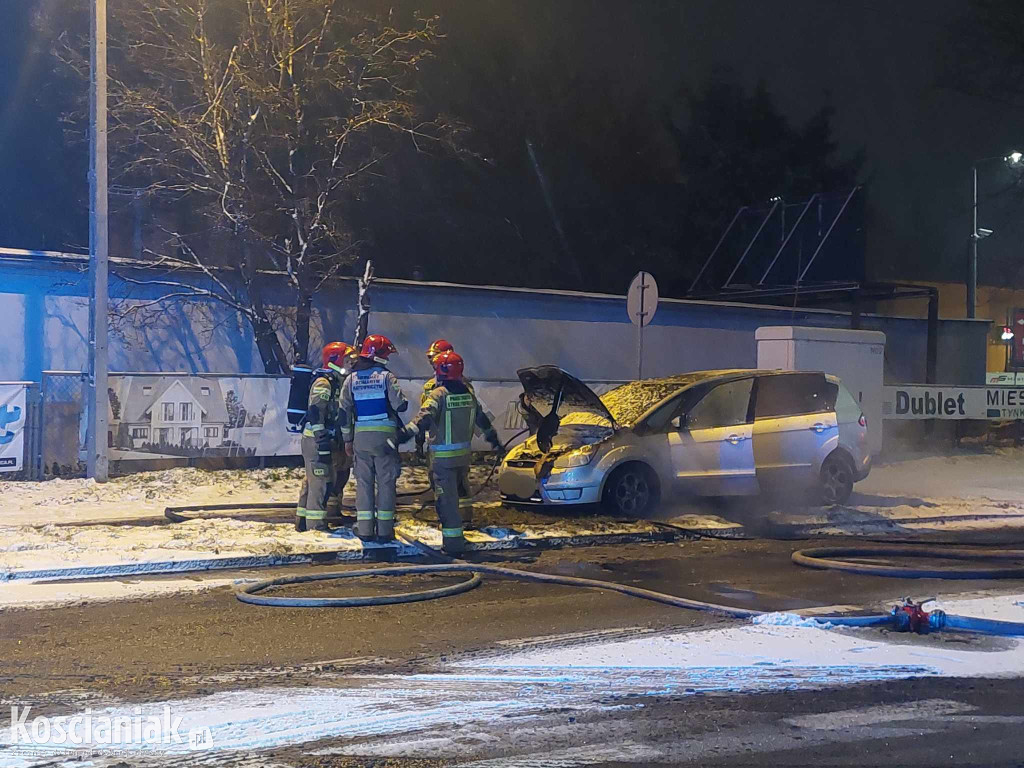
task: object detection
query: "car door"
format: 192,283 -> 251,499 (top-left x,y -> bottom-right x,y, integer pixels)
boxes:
752,372 -> 837,490
667,377 -> 758,497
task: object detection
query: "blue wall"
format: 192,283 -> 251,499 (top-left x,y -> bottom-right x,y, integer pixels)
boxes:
0,251 -> 988,385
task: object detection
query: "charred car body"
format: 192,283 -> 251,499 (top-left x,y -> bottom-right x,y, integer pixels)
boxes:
498,367 -> 871,515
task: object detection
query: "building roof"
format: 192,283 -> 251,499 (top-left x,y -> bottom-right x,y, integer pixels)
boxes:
116,376 -> 229,424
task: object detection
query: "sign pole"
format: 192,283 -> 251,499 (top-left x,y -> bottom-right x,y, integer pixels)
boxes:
637,278 -> 645,380
627,272 -> 658,382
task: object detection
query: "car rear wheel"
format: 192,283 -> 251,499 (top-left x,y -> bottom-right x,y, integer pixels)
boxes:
603,463 -> 659,517
819,452 -> 854,506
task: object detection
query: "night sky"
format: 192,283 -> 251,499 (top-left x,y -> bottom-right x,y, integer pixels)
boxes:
2,0 -> 1023,290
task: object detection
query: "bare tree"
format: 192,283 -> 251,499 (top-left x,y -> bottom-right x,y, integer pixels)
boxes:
57,0 -> 458,373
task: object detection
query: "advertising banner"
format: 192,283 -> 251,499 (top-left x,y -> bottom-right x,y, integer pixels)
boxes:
883,384 -> 1024,421
986,371 -> 1019,385
107,375 -> 300,461
0,383 -> 26,472
104,374 -> 628,461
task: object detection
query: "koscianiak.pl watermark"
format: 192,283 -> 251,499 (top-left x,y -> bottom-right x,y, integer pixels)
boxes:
3,704 -> 214,756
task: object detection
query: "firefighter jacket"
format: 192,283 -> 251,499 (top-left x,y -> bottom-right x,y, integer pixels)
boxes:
340,360 -> 408,441
406,379 -> 499,465
302,367 -> 347,442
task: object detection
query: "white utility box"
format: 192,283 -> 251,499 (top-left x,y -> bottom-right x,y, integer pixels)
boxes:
756,326 -> 886,454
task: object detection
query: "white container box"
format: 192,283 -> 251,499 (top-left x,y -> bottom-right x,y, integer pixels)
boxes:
756,326 -> 886,454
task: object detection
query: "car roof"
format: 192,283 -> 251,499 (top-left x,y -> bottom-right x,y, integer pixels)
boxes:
621,369 -> 836,427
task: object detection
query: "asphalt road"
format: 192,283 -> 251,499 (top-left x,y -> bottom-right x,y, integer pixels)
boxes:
2,538 -> 1023,767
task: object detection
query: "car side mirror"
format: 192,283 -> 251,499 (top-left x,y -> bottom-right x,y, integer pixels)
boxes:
671,414 -> 686,431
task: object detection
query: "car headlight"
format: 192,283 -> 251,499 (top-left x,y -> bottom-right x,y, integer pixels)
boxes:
553,443 -> 598,469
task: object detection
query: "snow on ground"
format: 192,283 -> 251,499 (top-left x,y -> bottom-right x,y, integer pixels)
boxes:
0,467 -> 307,526
0,465 -> 659,608
4,448 -> 1024,607
665,447 -> 1024,537
3,598 -> 1024,766
927,591 -> 1024,622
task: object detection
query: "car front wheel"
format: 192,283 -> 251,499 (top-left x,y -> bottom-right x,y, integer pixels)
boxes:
819,452 -> 854,506
603,463 -> 658,517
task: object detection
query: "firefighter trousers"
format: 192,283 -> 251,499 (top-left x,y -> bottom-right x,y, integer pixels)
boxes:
298,440 -> 350,528
426,457 -> 473,527
457,466 -> 473,528
432,458 -> 470,554
353,430 -> 400,540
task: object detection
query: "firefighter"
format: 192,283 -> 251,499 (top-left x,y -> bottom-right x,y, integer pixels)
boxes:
416,339 -> 455,450
416,339 -> 477,526
296,341 -> 355,532
398,351 -> 502,555
340,334 -> 408,542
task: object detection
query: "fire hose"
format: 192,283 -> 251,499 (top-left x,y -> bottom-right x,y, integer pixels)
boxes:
160,441 -> 1024,636
165,430 -> 529,525
234,546 -> 1024,636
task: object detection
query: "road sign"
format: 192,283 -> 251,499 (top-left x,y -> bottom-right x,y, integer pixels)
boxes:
627,272 -> 658,380
627,271 -> 659,327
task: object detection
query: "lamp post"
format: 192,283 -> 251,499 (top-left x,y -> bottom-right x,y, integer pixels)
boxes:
969,152 -> 1023,319
87,0 -> 109,481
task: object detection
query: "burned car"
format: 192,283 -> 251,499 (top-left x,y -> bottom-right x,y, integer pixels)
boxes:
498,367 -> 871,515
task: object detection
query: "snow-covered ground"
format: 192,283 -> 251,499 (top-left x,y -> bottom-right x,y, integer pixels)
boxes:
0,465 -> 660,608
2,593 -> 1022,767
666,447 -> 1024,537
3,448 -> 1024,608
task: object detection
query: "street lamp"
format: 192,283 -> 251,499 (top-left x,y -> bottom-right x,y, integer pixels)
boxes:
968,152 -> 1023,320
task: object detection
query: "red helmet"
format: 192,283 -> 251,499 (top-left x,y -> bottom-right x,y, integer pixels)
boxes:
426,339 -> 454,362
360,334 -> 398,361
433,350 -> 464,381
322,341 -> 353,370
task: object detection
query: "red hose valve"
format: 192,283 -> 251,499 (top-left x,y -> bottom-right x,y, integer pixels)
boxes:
891,598 -> 946,634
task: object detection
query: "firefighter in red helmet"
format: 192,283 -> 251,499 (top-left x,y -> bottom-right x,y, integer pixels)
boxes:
398,351 -> 502,554
340,334 -> 408,542
418,339 -> 479,527
416,340 -> 454,458
296,341 -> 355,531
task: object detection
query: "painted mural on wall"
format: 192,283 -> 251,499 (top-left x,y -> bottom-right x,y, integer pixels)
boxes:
106,375 -> 299,460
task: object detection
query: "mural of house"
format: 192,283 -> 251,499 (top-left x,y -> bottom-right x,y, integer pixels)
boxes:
110,377 -> 230,450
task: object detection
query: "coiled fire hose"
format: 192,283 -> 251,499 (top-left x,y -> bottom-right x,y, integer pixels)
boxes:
231,535 -> 1024,637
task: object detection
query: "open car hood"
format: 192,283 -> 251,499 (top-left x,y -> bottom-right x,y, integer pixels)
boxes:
517,366 -> 616,425
517,367 -> 616,454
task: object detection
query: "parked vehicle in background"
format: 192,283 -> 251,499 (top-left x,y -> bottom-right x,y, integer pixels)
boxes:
498,367 -> 870,516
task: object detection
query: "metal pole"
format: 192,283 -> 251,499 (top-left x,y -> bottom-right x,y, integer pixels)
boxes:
87,0 -> 109,481
687,206 -> 747,294
968,164 -> 978,320
798,187 -> 859,283
926,289 -> 938,385
759,194 -> 818,285
724,201 -> 780,287
637,274 -> 646,380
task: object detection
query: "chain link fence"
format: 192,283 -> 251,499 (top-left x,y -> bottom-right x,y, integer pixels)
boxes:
40,371 -> 87,476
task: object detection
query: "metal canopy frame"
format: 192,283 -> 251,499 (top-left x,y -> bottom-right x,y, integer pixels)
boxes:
688,186 -> 862,296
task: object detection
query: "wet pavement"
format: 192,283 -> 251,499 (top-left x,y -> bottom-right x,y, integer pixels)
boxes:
2,538 -> 1024,766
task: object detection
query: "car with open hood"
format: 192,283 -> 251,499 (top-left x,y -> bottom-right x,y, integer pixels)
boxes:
498,366 -> 871,516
